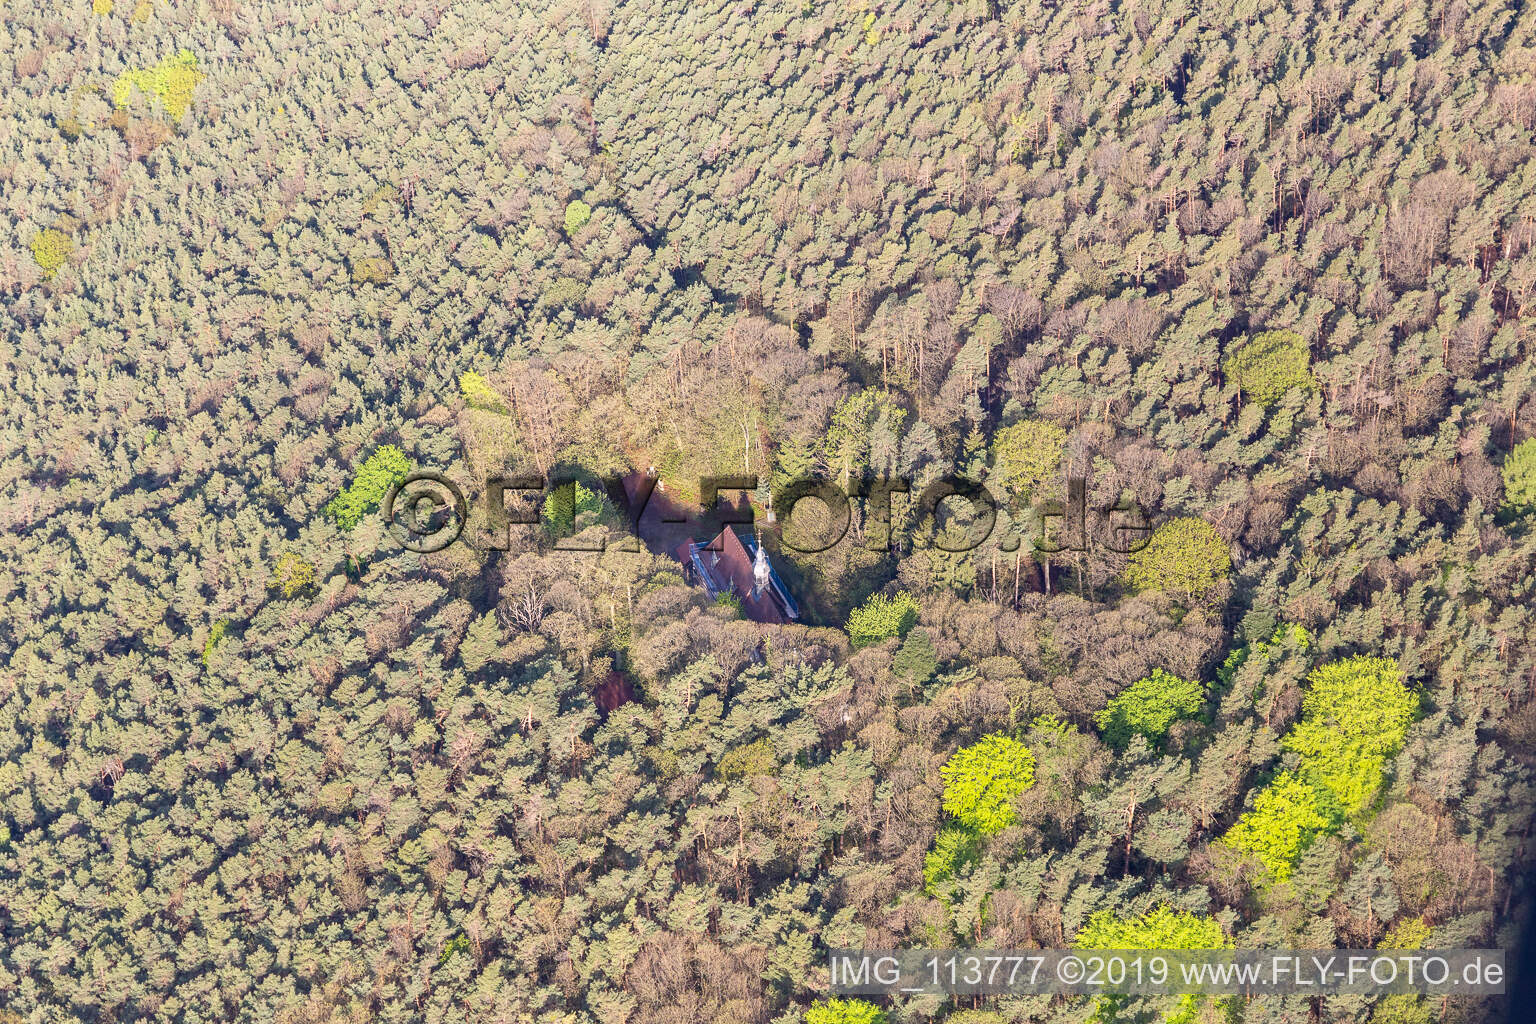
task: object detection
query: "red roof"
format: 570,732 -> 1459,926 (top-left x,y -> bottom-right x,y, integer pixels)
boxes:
675,529 -> 795,625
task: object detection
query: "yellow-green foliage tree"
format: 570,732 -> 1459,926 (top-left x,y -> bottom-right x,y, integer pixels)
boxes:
1076,906 -> 1231,1024
351,257 -> 395,285
1223,656 -> 1417,877
269,552 -> 315,599
1095,669 -> 1204,750
1280,656 -> 1418,814
1502,438 -> 1536,516
201,619 -> 228,668
989,418 -> 1067,498
1380,916 -> 1431,950
923,823 -> 982,892
805,998 -> 887,1024
327,445 -> 411,530
845,590 -> 919,648
1373,917 -> 1435,1024
1223,329 -> 1315,407
939,734 -> 1036,835
112,49 -> 205,121
29,228 -> 73,278
1124,517 -> 1231,601
564,199 -> 592,235
1075,905 -> 1229,949
717,737 -> 775,779
459,371 -> 507,413
1221,771 -> 1337,879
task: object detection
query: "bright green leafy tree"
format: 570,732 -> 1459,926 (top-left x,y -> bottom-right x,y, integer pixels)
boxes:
805,998 -> 887,1024
939,734 -> 1036,835
1282,656 -> 1418,814
845,590 -> 919,648
1224,329 -> 1315,406
1124,517 -> 1231,600
1095,669 -> 1205,750
30,228 -> 73,278
351,257 -> 394,285
269,551 -> 315,599
989,418 -> 1067,498
112,49 -> 205,121
1075,905 -> 1230,949
201,619 -> 228,669
923,824 -> 981,893
327,445 -> 411,530
1381,917 -> 1431,950
717,737 -> 776,779
564,199 -> 592,235
1224,656 -> 1416,877
437,933 -> 471,967
1222,771 -> 1338,879
1076,906 -> 1231,1024
459,371 -> 507,413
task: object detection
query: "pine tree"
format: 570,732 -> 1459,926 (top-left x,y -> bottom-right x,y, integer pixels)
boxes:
1500,438 -> 1536,516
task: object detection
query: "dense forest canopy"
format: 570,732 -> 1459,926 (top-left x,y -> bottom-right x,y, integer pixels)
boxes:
3,0 -> 1536,1022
